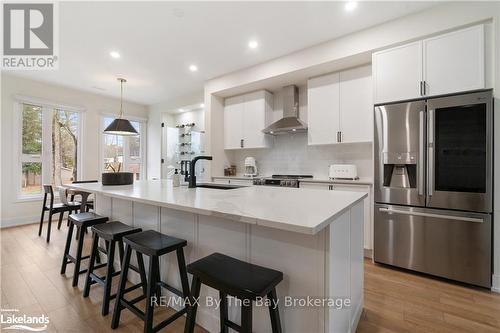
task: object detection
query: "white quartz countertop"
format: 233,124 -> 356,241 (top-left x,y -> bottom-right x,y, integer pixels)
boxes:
67,180 -> 366,235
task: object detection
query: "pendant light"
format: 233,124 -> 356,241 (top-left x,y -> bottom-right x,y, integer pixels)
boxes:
103,78 -> 139,136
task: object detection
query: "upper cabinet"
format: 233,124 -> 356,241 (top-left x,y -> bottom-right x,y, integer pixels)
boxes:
307,65 -> 372,145
423,25 -> 484,96
307,72 -> 340,145
373,25 -> 485,104
224,90 -> 273,150
372,41 -> 422,104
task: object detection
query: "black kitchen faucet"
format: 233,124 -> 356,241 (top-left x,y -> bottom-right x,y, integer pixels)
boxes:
188,156 -> 213,188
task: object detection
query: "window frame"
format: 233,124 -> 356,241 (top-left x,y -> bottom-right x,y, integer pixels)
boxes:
13,96 -> 85,201
99,113 -> 147,180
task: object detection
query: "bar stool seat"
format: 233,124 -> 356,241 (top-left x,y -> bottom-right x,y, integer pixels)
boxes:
111,230 -> 190,333
70,212 -> 108,227
123,230 -> 187,256
83,221 -> 146,316
61,212 -> 108,287
188,252 -> 283,300
185,252 -> 283,333
92,221 -> 143,241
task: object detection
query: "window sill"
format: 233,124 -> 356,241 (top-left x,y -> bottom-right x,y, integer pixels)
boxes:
15,193 -> 62,203
15,195 -> 43,203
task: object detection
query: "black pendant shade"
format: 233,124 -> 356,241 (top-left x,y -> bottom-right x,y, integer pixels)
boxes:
103,78 -> 139,136
103,118 -> 138,136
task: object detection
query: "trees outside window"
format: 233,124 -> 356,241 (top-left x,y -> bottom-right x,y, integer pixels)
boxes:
18,102 -> 81,198
102,117 -> 144,180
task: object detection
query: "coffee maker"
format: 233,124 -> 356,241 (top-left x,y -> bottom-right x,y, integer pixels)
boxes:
244,157 -> 258,177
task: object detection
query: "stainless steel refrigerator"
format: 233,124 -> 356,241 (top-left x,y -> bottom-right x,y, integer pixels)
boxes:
373,89 -> 493,288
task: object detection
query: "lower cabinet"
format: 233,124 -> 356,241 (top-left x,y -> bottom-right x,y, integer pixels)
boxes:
300,182 -> 373,253
212,177 -> 254,186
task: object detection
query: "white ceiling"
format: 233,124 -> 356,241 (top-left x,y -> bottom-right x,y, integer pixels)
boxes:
6,1 -> 438,105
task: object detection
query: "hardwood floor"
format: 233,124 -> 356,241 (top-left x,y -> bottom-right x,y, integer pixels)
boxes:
1,222 -> 500,332
358,260 -> 500,333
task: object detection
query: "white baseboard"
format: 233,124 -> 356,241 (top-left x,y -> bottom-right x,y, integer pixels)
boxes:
492,274 -> 500,293
0,215 -> 41,228
363,248 -> 373,259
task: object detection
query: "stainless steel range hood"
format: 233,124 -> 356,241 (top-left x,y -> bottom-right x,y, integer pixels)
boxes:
263,85 -> 307,135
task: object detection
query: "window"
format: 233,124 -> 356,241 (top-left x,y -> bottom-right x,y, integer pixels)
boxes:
17,101 -> 82,198
102,116 -> 145,180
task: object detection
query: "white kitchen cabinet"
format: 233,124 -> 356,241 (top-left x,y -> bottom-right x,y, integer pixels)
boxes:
224,95 -> 244,150
423,25 -> 484,96
339,65 -> 373,143
299,181 -> 373,252
212,177 -> 254,186
372,41 -> 422,104
373,24 -> 485,103
307,72 -> 340,145
224,90 -> 273,150
307,65 -> 372,145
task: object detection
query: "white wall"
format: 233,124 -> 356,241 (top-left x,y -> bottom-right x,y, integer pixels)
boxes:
147,90 -> 203,179
228,136 -> 372,178
0,74 -> 148,227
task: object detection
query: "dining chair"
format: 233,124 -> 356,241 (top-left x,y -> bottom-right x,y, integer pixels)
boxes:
38,185 -> 81,243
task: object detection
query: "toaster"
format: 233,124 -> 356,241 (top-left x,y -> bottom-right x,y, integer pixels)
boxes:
329,164 -> 359,180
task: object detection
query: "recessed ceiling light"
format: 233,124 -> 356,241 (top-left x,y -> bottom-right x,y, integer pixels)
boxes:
189,64 -> 198,72
178,108 -> 184,112
344,1 -> 358,12
110,51 -> 120,59
248,40 -> 259,49
200,103 -> 205,108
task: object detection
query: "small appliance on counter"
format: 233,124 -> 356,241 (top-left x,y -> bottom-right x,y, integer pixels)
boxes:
329,164 -> 358,180
253,174 -> 313,188
244,157 -> 258,177
223,165 -> 237,176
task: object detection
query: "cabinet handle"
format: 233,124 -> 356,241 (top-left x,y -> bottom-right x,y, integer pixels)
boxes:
336,131 -> 341,143
419,81 -> 423,96
240,139 -> 244,148
423,81 -> 427,95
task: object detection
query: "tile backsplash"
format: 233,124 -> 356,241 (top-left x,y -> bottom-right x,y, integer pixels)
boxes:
226,133 -> 373,178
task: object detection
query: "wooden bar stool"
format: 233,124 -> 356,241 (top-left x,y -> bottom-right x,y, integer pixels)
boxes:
61,212 -> 108,287
111,230 -> 190,333
38,185 -> 81,243
83,221 -> 147,316
184,252 -> 283,333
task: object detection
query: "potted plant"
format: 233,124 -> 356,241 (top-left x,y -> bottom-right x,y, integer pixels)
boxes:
102,161 -> 134,185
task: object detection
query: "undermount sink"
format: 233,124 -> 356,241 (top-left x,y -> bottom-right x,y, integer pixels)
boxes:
195,183 -> 246,190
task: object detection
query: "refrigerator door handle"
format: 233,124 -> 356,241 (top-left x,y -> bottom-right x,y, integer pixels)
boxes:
378,207 -> 484,223
427,109 -> 435,197
418,110 -> 425,196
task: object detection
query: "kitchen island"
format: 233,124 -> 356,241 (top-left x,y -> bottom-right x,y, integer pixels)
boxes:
67,180 -> 366,333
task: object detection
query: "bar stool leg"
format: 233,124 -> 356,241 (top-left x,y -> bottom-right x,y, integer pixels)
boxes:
46,210 -> 53,243
176,248 -> 190,298
60,222 -> 74,274
144,256 -> 159,333
136,252 -> 148,295
111,244 -> 132,329
241,302 -> 253,333
267,288 -> 282,333
57,211 -> 64,230
83,232 -> 99,297
102,240 -> 116,316
72,226 -> 85,287
219,292 -> 228,333
184,276 -> 201,333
